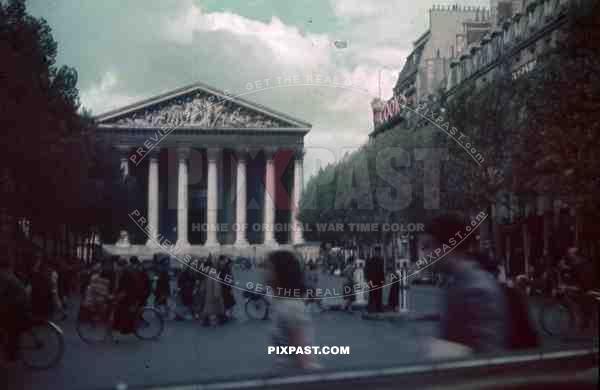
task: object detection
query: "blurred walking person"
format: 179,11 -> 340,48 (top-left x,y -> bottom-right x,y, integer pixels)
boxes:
218,255 -> 235,322
426,215 -> 507,357
267,249 -> 319,370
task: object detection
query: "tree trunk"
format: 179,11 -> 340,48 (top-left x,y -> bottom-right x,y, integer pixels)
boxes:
488,203 -> 496,260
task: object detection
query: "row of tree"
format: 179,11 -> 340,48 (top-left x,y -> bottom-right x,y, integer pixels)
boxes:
0,0 -> 129,261
299,0 -> 600,260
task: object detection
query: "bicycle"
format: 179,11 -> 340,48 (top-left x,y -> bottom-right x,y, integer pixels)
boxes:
76,297 -> 164,344
0,314 -> 64,370
243,291 -> 270,320
539,285 -> 600,338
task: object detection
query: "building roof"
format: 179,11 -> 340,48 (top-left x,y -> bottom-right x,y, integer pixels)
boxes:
394,30 -> 431,93
94,81 -> 312,130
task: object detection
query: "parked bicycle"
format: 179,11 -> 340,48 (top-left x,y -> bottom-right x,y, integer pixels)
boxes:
76,297 -> 164,344
243,290 -> 270,320
539,286 -> 600,338
0,314 -> 64,370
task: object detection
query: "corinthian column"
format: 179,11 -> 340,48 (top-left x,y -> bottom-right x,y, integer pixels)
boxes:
176,148 -> 191,248
234,149 -> 249,247
205,148 -> 220,247
291,150 -> 305,245
263,148 -> 277,247
146,153 -> 160,247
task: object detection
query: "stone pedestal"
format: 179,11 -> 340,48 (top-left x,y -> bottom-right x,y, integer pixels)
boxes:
115,230 -> 131,248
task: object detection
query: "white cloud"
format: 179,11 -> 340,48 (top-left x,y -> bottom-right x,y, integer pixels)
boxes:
45,0 -> 484,182
162,4 -> 331,68
80,71 -> 142,115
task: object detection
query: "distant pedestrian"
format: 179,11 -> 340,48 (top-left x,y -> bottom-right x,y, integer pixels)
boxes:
80,261 -> 113,322
342,261 -> 356,311
387,267 -> 400,311
154,267 -> 171,314
128,257 -> 151,306
177,266 -> 195,319
218,255 -> 235,322
197,258 -> 224,326
365,247 -> 385,313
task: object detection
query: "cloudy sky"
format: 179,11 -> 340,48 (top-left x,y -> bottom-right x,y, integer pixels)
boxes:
28,0 -> 488,180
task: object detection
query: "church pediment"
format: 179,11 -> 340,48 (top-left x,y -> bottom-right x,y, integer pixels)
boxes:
95,82 -> 311,130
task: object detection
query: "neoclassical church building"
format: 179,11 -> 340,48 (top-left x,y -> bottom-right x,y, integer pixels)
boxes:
96,82 -> 311,259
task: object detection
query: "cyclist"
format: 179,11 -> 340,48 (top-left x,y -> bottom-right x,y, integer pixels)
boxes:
176,266 -> 195,320
129,257 -> 151,306
113,258 -> 144,334
30,254 -> 63,320
0,255 -> 28,361
561,247 -> 597,329
80,261 -> 113,322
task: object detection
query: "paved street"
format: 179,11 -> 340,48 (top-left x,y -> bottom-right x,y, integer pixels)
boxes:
2,270 -> 597,390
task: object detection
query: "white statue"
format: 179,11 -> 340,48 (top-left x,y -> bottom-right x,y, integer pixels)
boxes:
115,230 -> 130,248
354,258 -> 367,305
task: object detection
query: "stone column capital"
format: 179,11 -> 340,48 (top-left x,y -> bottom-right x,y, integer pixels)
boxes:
262,146 -> 278,161
177,146 -> 191,161
147,148 -> 161,161
116,145 -> 131,157
234,147 -> 250,162
293,147 -> 305,161
207,147 -> 222,162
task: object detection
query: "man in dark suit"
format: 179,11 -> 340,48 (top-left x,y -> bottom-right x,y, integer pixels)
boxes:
366,246 -> 385,313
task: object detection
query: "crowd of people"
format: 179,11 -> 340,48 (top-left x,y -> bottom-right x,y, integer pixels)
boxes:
1,227 -> 596,369
0,250 -> 80,361
78,254 -> 238,329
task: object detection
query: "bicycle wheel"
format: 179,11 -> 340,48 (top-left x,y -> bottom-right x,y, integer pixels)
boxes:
245,298 -> 269,320
20,320 -> 64,370
539,299 -> 575,337
76,306 -> 110,344
134,307 -> 164,340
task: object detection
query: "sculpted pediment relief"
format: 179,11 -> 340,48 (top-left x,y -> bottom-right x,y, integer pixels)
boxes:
100,90 -> 294,129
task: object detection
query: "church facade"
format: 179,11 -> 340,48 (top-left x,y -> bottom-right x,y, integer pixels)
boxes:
95,82 -> 311,259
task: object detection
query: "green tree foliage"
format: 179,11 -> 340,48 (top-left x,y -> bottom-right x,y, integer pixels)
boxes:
299,117 -> 442,246
512,0 -> 600,216
0,0 -> 128,249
